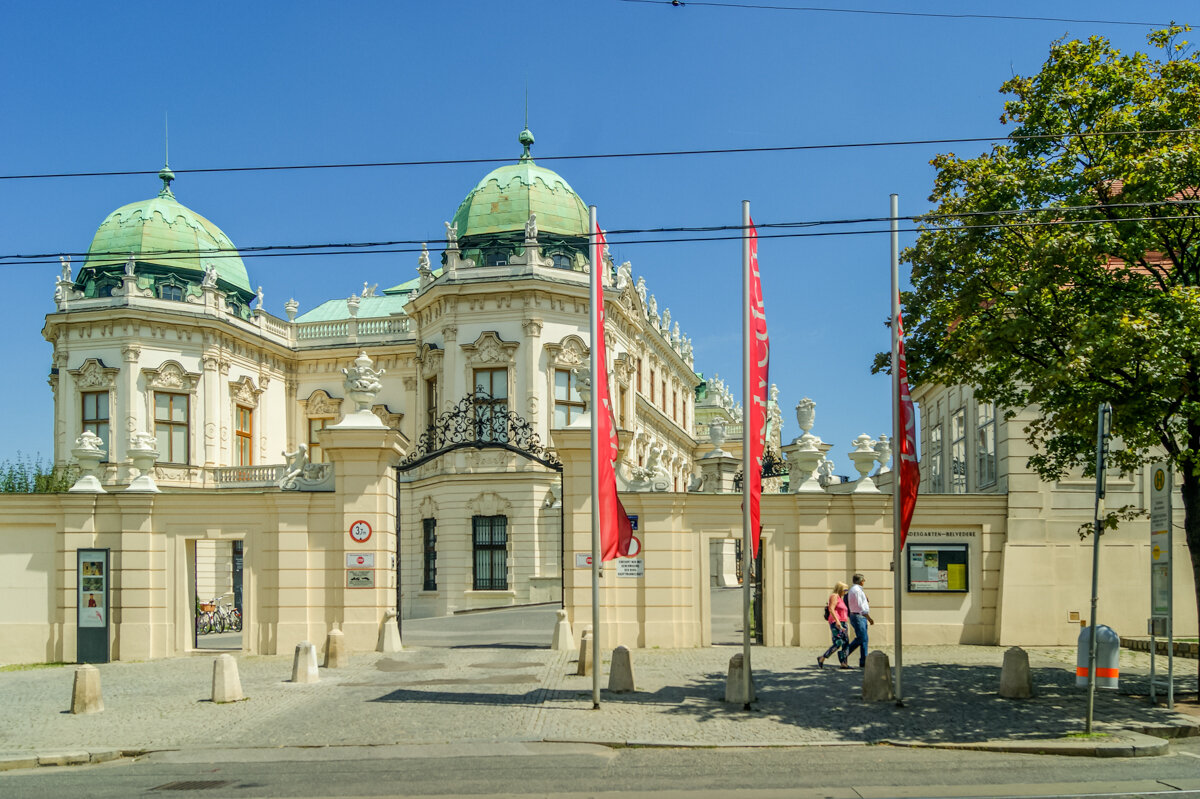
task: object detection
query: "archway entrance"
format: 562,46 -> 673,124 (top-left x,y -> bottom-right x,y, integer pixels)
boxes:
393,389 -> 564,646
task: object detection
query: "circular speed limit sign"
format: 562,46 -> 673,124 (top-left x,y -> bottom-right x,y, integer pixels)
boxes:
349,520 -> 372,543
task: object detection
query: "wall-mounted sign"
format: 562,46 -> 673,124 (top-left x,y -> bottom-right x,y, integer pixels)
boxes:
349,520 -> 372,543
907,543 -> 969,593
616,558 -> 644,578
347,569 -> 375,588
575,553 -> 593,568
627,515 -> 638,531
346,553 -> 375,569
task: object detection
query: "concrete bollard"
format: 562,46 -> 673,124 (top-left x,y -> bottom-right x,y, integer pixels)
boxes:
211,654 -> 244,703
551,609 -> 574,651
324,627 -> 348,669
724,653 -> 756,704
70,664 -> 103,714
999,646 -> 1034,699
292,641 -> 319,683
862,650 -> 894,701
377,610 -> 403,653
608,646 -> 635,693
576,629 -> 593,676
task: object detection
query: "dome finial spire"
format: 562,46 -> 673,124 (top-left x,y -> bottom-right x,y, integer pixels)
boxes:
158,112 -> 175,198
518,126 -> 535,163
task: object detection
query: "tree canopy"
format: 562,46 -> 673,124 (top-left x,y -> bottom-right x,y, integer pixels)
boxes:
902,25 -> 1200,660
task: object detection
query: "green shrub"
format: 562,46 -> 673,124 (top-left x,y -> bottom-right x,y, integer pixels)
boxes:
0,454 -> 78,493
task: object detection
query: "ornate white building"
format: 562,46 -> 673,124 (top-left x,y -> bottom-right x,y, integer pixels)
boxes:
45,129 -> 731,617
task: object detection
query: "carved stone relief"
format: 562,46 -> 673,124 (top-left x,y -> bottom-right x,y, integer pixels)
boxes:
142,360 -> 201,392
461,331 -> 518,366
69,358 -> 119,389
229,375 -> 264,408
302,389 -> 343,418
466,491 -> 513,517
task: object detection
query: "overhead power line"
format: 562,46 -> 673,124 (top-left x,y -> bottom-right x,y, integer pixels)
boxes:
1,128 -> 1196,182
618,0 -> 1170,28
4,209 -> 1197,267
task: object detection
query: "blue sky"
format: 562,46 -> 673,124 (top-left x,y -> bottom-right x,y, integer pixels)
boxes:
1,1 -> 1192,473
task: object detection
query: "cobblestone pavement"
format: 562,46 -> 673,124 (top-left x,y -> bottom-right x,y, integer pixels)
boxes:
0,643 -> 1194,755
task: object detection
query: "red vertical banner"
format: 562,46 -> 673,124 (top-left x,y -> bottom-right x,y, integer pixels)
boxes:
593,225 -> 634,562
747,218 -> 769,557
896,311 -> 919,547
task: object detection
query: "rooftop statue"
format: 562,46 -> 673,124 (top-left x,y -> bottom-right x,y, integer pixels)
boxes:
202,265 -> 218,288
59,255 -> 72,283
444,221 -> 458,249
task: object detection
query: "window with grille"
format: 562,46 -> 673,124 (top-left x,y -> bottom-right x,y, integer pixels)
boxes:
950,408 -> 967,493
422,518 -> 437,591
235,405 -> 253,466
472,515 -> 508,590
553,369 -> 585,427
81,391 -> 110,457
473,368 -> 508,443
928,423 -> 944,493
976,402 -> 996,487
154,392 -> 189,464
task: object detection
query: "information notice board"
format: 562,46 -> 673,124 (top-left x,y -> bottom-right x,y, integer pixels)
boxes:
907,543 -> 969,593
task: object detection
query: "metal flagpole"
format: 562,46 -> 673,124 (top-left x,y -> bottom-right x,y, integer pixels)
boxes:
889,193 -> 904,707
741,199 -> 753,710
589,204 -> 602,710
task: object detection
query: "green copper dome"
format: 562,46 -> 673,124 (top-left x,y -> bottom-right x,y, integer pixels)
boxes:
82,167 -> 252,296
449,129 -> 589,241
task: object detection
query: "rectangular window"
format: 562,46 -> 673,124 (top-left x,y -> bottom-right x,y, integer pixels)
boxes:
154,392 -> 189,464
682,398 -> 688,431
425,377 -> 438,429
81,391 -> 110,457
928,423 -> 943,493
472,515 -> 508,591
618,386 -> 627,429
308,418 -> 328,463
672,390 -> 678,422
235,405 -> 253,466
636,359 -> 642,393
661,380 -> 667,410
422,518 -> 437,591
649,369 -> 655,402
553,369 -> 585,427
950,408 -> 967,493
473,368 -> 508,443
976,402 -> 996,488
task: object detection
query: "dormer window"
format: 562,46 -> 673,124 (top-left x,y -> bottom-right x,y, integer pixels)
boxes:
159,284 -> 184,301
485,251 -> 508,266
551,253 -> 572,270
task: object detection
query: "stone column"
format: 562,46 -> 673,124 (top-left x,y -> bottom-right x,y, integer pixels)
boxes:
119,344 -> 141,479
699,455 -> 741,494
113,494 -> 168,661
202,353 -> 220,468
217,360 -> 231,465
316,426 -> 407,654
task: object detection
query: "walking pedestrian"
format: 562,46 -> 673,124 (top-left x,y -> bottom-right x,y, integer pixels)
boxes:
816,581 -> 850,669
844,573 -> 874,667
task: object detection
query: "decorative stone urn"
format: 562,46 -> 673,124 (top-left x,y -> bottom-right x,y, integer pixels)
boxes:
703,420 -> 729,458
794,397 -> 816,438
332,352 -> 386,428
125,432 -> 161,493
874,434 -> 892,475
848,434 -> 880,493
69,431 -> 106,493
284,298 -> 299,322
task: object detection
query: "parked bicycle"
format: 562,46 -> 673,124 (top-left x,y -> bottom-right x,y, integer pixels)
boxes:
195,593 -> 242,635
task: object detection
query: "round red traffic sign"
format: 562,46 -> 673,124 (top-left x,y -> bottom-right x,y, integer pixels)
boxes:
349,520 -> 372,543
626,535 -> 642,558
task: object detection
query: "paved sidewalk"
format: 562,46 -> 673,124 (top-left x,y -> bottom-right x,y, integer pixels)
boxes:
0,643 -> 1195,769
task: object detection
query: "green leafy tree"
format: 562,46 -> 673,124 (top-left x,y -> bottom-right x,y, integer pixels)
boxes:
0,454 -> 78,493
902,26 -> 1200,682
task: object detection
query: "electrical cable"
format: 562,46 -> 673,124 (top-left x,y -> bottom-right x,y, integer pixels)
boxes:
617,0 -> 1170,28
1,128 -> 1196,182
6,212 -> 1197,267
4,199 -> 1195,263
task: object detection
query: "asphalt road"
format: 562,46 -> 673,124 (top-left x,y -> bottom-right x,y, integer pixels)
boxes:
4,738 -> 1200,798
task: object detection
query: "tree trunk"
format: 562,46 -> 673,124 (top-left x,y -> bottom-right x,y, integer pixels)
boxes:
1179,466 -> 1200,695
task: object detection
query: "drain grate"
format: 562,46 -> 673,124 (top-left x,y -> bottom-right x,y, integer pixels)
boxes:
149,780 -> 233,791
